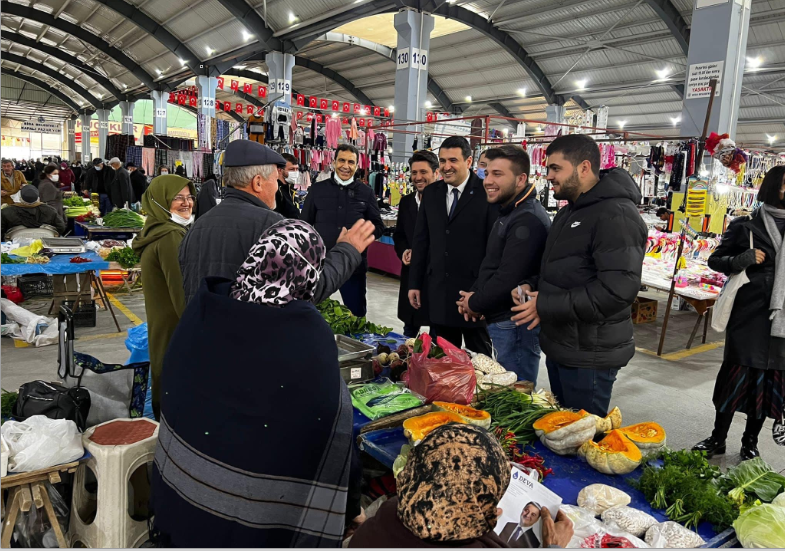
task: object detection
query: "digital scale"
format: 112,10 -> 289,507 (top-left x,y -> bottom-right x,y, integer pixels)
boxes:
40,238 -> 86,254
335,335 -> 375,384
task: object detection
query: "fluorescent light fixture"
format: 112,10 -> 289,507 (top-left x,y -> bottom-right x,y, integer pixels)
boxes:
465,95 -> 472,102
242,30 -> 253,41
388,105 -> 395,113
155,69 -> 162,75
618,120 -> 627,129
179,58 -> 185,65
205,46 -> 214,55
748,57 -> 763,69
518,88 -> 526,96
288,12 -> 297,22
96,93 -> 102,98
576,79 -> 587,90
424,100 -> 432,108
123,84 -> 127,88
671,116 -> 681,126
656,68 -> 670,80
767,134 -> 777,143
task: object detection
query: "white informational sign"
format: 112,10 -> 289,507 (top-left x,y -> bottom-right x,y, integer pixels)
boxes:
411,48 -> 428,71
122,116 -> 133,124
98,121 -> 109,130
268,79 -> 277,97
685,61 -> 723,99
696,0 -> 729,8
396,47 -> 410,70
350,368 -> 362,380
21,120 -> 61,134
155,108 -> 167,118
275,80 -> 291,95
200,97 -> 216,110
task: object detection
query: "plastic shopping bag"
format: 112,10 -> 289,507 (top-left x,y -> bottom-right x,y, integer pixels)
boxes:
408,334 -> 476,405
125,323 -> 154,419
13,482 -> 69,548
0,416 -> 83,472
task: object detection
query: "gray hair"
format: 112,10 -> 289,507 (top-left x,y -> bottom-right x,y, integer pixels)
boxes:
224,164 -> 278,188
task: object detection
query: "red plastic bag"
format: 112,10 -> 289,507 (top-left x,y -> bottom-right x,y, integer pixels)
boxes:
2,285 -> 23,304
408,334 -> 476,405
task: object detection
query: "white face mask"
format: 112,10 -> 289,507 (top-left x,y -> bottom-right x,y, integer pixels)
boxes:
95,166 -> 102,171
170,211 -> 194,226
50,174 -> 60,182
335,174 -> 354,186
285,172 -> 299,185
160,171 -> 169,175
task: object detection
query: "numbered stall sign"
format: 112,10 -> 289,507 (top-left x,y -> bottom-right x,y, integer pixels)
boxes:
155,108 -> 167,118
122,116 -> 133,124
201,97 -> 215,110
411,48 -> 428,71
396,48 -> 410,70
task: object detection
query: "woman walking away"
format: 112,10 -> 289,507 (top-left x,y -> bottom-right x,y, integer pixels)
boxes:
37,163 -> 65,223
58,161 -> 75,191
132,175 -> 195,421
151,220 -> 354,548
693,166 -> 785,460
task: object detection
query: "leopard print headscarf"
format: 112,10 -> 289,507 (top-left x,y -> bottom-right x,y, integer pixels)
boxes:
397,424 -> 511,542
231,219 -> 325,306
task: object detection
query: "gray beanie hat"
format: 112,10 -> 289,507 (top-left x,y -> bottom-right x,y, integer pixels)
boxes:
20,185 -> 39,204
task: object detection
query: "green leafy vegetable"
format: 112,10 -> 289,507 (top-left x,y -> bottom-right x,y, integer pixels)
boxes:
106,247 -> 140,269
316,298 -> 392,336
412,338 -> 446,359
720,457 -> 785,505
734,504 -> 785,548
102,209 -> 145,228
1,389 -> 18,419
476,387 -> 558,445
1,253 -> 24,264
63,196 -> 89,207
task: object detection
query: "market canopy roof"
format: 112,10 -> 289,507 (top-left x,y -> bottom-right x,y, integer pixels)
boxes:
2,0 -> 785,145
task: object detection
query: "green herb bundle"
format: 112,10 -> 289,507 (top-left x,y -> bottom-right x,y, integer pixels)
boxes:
63,196 -> 89,207
1,389 -> 18,419
633,449 -> 737,530
1,253 -> 24,264
476,387 -> 558,445
106,247 -> 140,269
102,209 -> 144,228
316,299 -> 392,336
718,457 -> 785,507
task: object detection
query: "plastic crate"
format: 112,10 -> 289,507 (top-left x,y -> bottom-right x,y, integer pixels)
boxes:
18,274 -> 54,298
62,300 -> 97,327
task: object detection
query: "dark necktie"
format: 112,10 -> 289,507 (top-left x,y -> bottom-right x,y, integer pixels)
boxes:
448,188 -> 460,220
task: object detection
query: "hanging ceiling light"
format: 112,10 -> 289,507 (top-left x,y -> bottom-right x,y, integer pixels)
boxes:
288,12 -> 297,23
767,134 -> 777,144
242,30 -> 253,41
205,46 -> 215,55
388,105 -> 395,113
424,100 -> 432,108
178,58 -> 185,65
518,88 -> 526,96
747,57 -> 763,70
656,68 -> 670,80
618,120 -> 627,129
670,116 -> 681,126
576,79 -> 587,90
465,95 -> 472,102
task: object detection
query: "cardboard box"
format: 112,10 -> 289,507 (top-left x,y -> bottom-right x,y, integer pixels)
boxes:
632,296 -> 658,324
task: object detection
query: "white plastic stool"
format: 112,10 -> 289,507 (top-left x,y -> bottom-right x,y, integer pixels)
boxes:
69,418 -> 159,548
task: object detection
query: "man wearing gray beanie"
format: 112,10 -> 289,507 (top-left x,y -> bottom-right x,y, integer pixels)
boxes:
1,184 -> 66,240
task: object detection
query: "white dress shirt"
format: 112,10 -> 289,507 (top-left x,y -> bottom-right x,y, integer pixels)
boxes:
446,175 -> 469,215
415,193 -> 422,210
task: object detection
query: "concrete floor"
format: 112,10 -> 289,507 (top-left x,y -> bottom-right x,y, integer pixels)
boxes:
2,274 -> 783,473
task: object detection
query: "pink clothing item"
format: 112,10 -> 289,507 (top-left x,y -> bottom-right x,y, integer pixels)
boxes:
325,118 -> 342,149
349,118 -> 359,140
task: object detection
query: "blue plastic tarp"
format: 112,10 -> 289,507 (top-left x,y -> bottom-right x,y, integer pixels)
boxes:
125,323 -> 154,420
1,251 -> 108,276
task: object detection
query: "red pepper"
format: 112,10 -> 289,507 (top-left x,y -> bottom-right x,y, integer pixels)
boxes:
70,256 -> 90,263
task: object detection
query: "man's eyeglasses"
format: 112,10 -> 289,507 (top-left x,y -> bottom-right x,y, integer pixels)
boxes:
173,195 -> 196,204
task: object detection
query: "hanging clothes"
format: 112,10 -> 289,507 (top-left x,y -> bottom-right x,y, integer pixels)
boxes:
325,118 -> 341,149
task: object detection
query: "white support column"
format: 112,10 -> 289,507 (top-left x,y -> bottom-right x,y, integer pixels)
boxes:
96,108 -> 110,159
120,101 -> 135,135
66,118 -> 76,160
264,52 -> 294,105
196,75 -> 218,150
151,90 -> 168,135
392,9 -> 434,165
80,112 -> 91,163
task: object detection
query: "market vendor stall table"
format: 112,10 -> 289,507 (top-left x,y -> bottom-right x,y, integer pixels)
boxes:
74,222 -> 142,241
357,427 -> 735,547
1,251 -> 120,332
367,236 -> 401,277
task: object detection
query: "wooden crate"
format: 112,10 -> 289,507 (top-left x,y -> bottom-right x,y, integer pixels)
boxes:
632,297 -> 658,324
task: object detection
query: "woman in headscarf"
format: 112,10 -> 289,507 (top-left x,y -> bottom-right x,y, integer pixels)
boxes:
58,161 -> 75,191
131,174 -> 195,420
694,166 -> 785,459
151,219 -> 354,548
37,163 -> 65,223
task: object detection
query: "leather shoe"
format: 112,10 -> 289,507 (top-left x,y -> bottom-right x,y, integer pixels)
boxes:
740,440 -> 760,461
692,436 -> 726,458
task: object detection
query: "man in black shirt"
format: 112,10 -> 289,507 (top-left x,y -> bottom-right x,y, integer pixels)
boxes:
302,144 -> 384,316
84,158 -> 113,215
275,153 -> 300,219
127,162 -> 148,204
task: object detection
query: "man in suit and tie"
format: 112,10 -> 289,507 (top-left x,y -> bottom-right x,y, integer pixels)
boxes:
394,150 -> 439,338
409,136 -> 497,354
499,501 -> 542,548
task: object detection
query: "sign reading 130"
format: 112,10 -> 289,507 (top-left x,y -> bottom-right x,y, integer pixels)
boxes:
396,48 -> 410,70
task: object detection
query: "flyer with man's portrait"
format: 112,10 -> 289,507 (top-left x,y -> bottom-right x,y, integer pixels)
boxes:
494,465 -> 562,548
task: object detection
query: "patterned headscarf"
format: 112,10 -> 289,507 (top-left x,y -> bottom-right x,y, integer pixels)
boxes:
231,219 -> 326,306
397,424 -> 511,542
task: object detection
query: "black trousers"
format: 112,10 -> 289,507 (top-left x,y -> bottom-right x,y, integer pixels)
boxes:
430,324 -> 492,356
546,359 -> 619,416
340,269 -> 367,317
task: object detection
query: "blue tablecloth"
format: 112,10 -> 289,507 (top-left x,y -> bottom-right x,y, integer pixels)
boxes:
357,426 -> 735,547
1,251 -> 108,276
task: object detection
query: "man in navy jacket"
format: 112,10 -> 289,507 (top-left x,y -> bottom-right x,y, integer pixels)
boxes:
302,144 -> 384,316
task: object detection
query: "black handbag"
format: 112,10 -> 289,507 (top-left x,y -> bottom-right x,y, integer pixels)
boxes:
13,380 -> 91,432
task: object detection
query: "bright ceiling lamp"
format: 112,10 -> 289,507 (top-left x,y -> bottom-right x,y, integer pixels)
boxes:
670,116 -> 681,126
747,57 -> 763,70
656,68 -> 670,80
576,79 -> 587,90
618,120 -> 627,129
205,46 -> 215,55
155,69 -> 162,75
388,105 -> 395,113
502,127 -> 509,135
518,88 -> 526,96
768,134 -> 777,144
465,95 -> 472,102
424,100 -> 432,108
242,30 -> 253,41
288,12 -> 297,23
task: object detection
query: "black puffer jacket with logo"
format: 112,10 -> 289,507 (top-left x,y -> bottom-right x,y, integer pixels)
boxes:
529,168 -> 648,369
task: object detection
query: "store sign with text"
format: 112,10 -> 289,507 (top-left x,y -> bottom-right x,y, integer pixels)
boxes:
20,120 -> 62,134
685,61 -> 723,99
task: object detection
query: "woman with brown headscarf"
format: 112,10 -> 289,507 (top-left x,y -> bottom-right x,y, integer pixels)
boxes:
350,424 -> 573,548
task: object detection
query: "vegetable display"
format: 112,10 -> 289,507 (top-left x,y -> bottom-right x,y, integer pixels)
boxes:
25,254 -> 50,264
718,456 -> 785,506
106,247 -> 140,269
402,411 -> 466,444
1,389 -> 18,419
1,253 -> 24,264
432,402 -> 491,428
317,299 -> 392,336
618,422 -> 667,451
63,196 -> 89,207
733,504 -> 785,548
102,209 -> 145,228
589,406 -> 623,435
476,387 -> 558,445
69,256 -> 90,264
578,429 -> 642,475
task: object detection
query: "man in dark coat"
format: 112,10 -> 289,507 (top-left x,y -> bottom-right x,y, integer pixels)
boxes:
84,158 -> 113,215
108,157 -> 133,208
394,150 -> 438,338
180,140 -> 377,305
409,136 -> 498,354
458,145 -> 550,383
274,153 -> 300,219
1,185 -> 66,239
302,144 -> 385,317
127,162 -> 147,203
512,134 -> 647,416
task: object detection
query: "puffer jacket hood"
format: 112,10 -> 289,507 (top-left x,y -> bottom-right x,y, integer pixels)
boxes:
574,168 -> 642,210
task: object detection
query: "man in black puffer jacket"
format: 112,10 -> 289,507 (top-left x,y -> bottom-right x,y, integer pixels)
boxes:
512,134 -> 647,416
